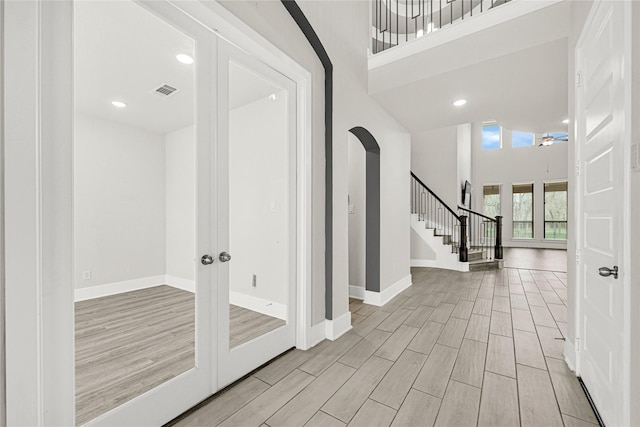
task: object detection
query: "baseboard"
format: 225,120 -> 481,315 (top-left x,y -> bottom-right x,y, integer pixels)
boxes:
364,274 -> 412,307
349,285 -> 365,300
325,311 -> 352,341
410,259 -> 437,268
74,275 -> 166,302
310,321 -> 327,348
229,291 -> 287,320
165,275 -> 195,293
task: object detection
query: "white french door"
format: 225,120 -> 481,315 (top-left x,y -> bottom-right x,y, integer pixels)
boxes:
79,2 -> 218,425
5,0 -> 307,425
575,1 -> 630,426
216,38 -> 298,388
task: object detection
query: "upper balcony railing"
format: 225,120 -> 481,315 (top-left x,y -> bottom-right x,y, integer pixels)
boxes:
372,0 -> 513,54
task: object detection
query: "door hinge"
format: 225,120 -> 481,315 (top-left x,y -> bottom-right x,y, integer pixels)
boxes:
575,337 -> 581,352
575,161 -> 581,176
576,72 -> 582,87
576,249 -> 581,265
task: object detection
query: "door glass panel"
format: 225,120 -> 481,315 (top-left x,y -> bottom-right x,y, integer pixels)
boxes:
227,62 -> 289,348
74,1 -> 195,423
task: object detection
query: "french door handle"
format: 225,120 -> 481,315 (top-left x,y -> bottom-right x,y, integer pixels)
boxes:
201,254 -> 214,265
598,266 -> 618,279
219,252 -> 232,263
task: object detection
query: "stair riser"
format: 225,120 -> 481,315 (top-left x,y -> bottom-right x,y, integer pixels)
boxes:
469,260 -> 504,271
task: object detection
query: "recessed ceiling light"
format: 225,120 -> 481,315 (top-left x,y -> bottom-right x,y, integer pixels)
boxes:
111,101 -> 127,108
453,99 -> 467,107
176,53 -> 194,65
268,93 -> 277,101
562,119 -> 569,124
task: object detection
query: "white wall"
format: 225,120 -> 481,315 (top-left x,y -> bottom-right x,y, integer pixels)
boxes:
630,2 -> 640,422
74,114 -> 166,289
228,93 -> 288,309
347,133 -> 366,293
165,125 -> 195,284
220,1 -> 412,323
410,229 -> 436,260
457,123 -> 472,203
471,122 -> 569,249
0,0 -> 5,419
411,125 -> 458,209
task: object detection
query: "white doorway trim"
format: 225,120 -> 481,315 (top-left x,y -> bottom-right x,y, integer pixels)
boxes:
2,1 -> 314,425
174,2 -> 315,351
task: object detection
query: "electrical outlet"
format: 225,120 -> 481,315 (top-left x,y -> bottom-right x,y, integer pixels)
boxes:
82,271 -> 91,280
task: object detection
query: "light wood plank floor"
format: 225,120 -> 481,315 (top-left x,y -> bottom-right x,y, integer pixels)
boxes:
76,286 -> 284,425
171,267 -> 598,427
230,305 -> 286,348
76,285 -> 195,425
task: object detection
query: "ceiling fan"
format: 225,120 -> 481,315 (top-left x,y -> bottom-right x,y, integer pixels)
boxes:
538,133 -> 568,146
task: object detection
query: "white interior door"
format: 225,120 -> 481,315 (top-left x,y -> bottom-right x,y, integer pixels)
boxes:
74,2 -> 218,425
216,38 -> 297,388
575,1 -> 629,425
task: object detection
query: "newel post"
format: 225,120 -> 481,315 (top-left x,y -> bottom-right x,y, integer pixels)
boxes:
459,215 -> 468,262
495,215 -> 503,260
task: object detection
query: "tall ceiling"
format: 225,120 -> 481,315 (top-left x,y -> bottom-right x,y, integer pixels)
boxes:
74,1 -> 280,135
369,0 -> 570,134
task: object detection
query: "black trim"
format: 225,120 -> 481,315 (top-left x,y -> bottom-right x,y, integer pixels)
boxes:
281,0 -> 334,319
410,172 -> 460,220
348,127 -> 380,293
577,377 -> 606,427
458,205 -> 496,222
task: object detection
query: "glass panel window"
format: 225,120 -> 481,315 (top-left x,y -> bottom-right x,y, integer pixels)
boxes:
482,123 -> 501,150
482,185 -> 500,218
544,182 -> 568,240
512,131 -> 534,148
513,183 -> 534,238
549,132 -> 568,142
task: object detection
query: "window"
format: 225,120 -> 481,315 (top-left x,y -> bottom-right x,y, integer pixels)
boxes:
482,185 -> 500,218
544,182 -> 568,240
513,184 -> 533,238
482,122 -> 501,150
548,132 -> 568,142
512,131 -> 534,148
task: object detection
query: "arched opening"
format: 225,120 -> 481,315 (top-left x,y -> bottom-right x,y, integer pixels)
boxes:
348,126 -> 380,295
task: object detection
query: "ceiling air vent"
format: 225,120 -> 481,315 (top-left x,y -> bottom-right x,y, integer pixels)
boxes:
152,83 -> 179,98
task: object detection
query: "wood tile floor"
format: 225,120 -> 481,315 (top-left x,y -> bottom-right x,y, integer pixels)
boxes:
172,267 -> 598,427
76,286 -> 284,425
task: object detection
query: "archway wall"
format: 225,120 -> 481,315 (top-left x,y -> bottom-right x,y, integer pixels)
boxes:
348,127 -> 380,293
220,0 -> 412,328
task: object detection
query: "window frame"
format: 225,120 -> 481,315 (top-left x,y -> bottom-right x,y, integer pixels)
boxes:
482,183 -> 501,219
512,182 -> 534,239
543,180 -> 568,241
511,130 -> 535,148
481,121 -> 502,151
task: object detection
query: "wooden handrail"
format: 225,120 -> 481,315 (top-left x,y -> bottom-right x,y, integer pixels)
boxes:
411,172 -> 460,221
457,205 -> 496,222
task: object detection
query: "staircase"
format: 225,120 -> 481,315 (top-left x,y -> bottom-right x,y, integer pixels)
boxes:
411,172 -> 503,271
